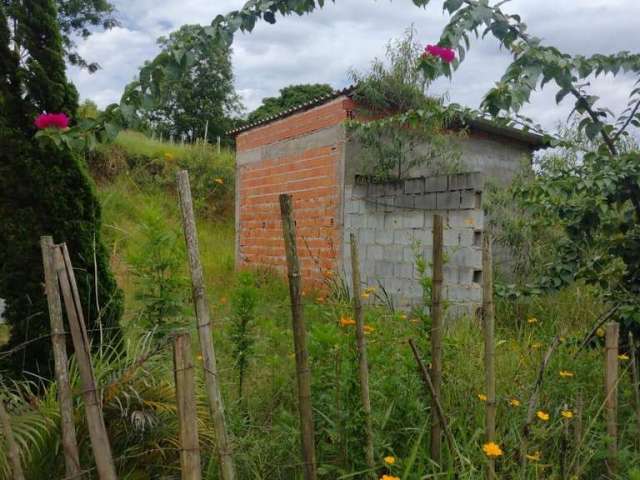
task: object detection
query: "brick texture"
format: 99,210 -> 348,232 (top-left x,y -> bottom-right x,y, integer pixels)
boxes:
236,97 -> 353,289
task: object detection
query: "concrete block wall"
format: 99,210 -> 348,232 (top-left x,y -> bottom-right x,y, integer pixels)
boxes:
342,172 -> 486,316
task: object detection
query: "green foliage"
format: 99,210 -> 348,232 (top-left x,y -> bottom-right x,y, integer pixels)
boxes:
130,207 -> 187,336
132,24 -> 242,142
0,0 -> 122,378
348,28 -> 462,180
55,0 -> 118,72
229,271 -> 258,400
77,99 -> 99,119
247,83 -> 334,124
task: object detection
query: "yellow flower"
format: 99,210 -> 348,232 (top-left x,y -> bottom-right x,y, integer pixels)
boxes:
361,292 -> 370,299
214,177 -> 224,185
536,410 -> 550,422
561,410 -> 574,419
364,325 -> 375,334
196,354 -> 203,361
323,270 -> 334,278
509,398 -> 521,407
364,286 -> 376,294
559,370 -> 575,378
531,342 -> 543,350
525,451 -> 541,462
383,456 -> 395,465
164,152 -> 174,161
339,316 -> 356,327
596,327 -> 605,337
618,354 -> 630,361
477,393 -> 488,402
527,317 -> 538,324
380,476 -> 400,480
482,442 -> 503,458
410,318 -> 420,324
400,314 -> 407,320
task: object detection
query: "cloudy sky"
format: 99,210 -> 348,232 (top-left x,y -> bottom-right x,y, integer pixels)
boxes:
67,0 -> 640,132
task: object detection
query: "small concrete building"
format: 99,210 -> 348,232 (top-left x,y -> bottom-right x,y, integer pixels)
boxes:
231,88 -> 544,316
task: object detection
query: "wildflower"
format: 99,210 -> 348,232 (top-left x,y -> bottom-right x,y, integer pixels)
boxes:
364,286 -> 376,294
164,152 -> 174,161
423,44 -> 456,63
34,112 -> 70,129
559,370 -> 575,378
531,342 -> 543,350
561,410 -> 574,419
323,270 -> 334,278
482,442 -> 503,458
339,316 -> 356,327
383,456 -> 395,465
361,292 -> 370,299
380,476 -> 400,480
509,398 -> 521,407
196,354 -> 203,361
400,314 -> 407,320
477,393 -> 488,402
527,317 -> 538,324
526,451 -> 541,462
364,325 -> 375,334
618,354 -> 630,361
410,318 -> 420,324
214,178 -> 224,185
596,327 -> 605,337
536,410 -> 550,422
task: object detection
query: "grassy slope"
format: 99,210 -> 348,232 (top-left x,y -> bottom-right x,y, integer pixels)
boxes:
91,132 -> 640,479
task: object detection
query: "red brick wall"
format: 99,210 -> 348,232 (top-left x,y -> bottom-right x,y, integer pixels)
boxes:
236,96 -> 354,289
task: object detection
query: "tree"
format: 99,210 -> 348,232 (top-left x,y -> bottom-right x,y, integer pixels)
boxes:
0,1 -> 122,378
133,24 -> 242,142
247,83 -> 334,124
77,99 -> 99,119
56,0 -> 119,72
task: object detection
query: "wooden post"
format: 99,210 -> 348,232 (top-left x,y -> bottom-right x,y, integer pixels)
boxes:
605,322 -> 619,475
349,233 -> 375,476
173,333 -> 203,480
216,136 -> 221,154
203,120 -> 209,144
176,170 -> 236,480
0,397 -> 25,480
279,193 -> 317,480
430,214 -> 444,464
54,245 -> 117,480
40,237 -> 82,479
482,230 -> 496,479
629,332 -> 640,445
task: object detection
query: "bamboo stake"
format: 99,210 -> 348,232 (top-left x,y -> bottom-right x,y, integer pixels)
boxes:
430,214 -> 444,464
279,193 -> 317,480
349,233 -> 375,476
54,245 -> 117,480
176,170 -> 236,480
481,229 -> 496,479
0,397 -> 25,480
409,339 -> 463,471
605,322 -> 619,476
628,332 -> 640,445
173,333 -> 203,480
40,237 -> 82,479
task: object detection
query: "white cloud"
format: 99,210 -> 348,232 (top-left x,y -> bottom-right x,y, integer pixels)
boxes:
67,0 -> 640,134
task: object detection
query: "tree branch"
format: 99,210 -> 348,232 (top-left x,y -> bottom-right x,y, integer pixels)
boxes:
570,87 -> 618,156
613,98 -> 640,143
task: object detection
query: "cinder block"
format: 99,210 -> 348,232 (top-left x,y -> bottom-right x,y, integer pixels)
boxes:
403,246 -> 417,263
402,211 -> 424,229
443,229 -> 460,246
346,213 -> 365,229
444,266 -> 460,284
346,200 -> 364,215
384,181 -> 404,196
448,172 -> 484,191
375,230 -> 394,245
383,245 -> 404,262
384,213 -> 402,230
394,229 -> 416,246
436,191 -> 461,210
357,228 -> 376,245
414,193 -> 437,210
351,183 -> 368,199
377,196 -> 396,213
395,262 -> 414,279
457,230 -> 475,247
425,175 -> 448,193
366,214 -> 385,229
449,210 -> 477,228
396,194 -> 415,209
375,260 -> 395,277
367,245 -> 384,261
404,177 -> 425,194
367,183 -> 385,197
460,190 -> 482,209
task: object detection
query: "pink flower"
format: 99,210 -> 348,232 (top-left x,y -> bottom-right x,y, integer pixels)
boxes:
34,112 -> 70,130
424,44 -> 456,64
